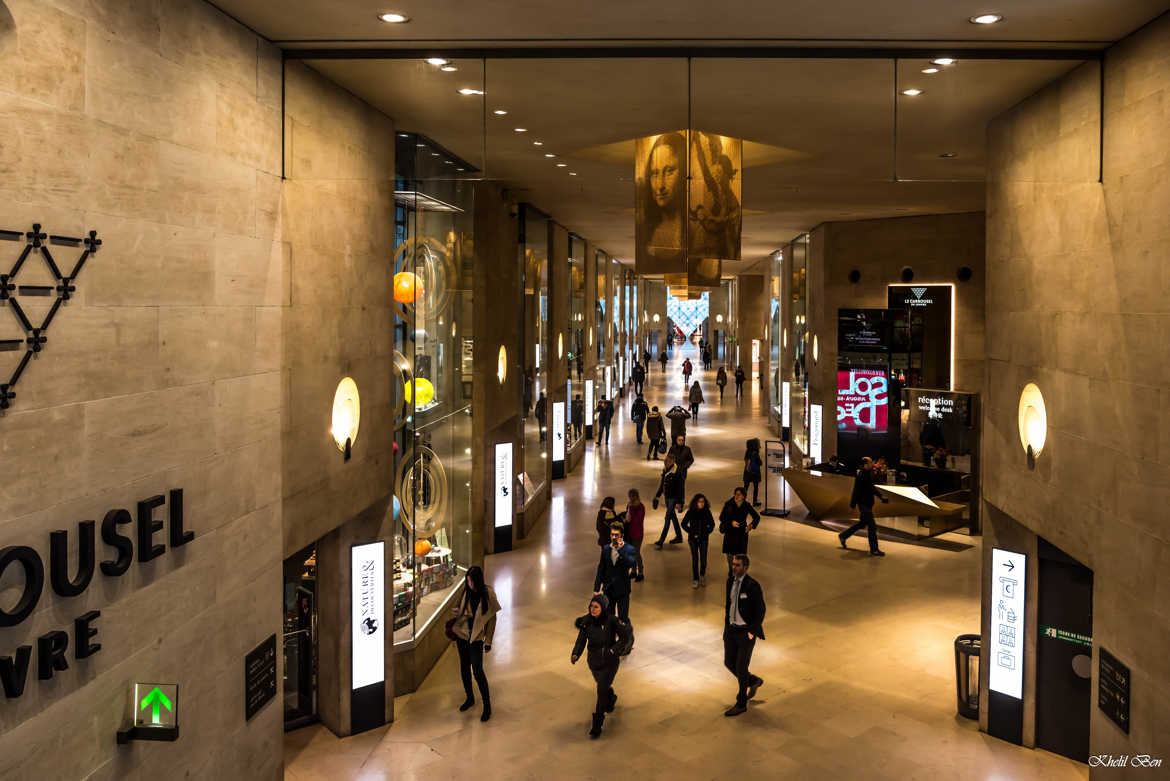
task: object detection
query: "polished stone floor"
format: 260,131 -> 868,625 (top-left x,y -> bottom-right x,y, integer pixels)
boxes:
285,344 -> 1087,781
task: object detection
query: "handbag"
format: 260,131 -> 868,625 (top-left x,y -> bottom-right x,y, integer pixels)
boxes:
444,617 -> 458,641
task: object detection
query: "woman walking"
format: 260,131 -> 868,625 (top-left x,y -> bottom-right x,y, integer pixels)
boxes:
716,366 -> 728,401
572,594 -> 633,738
596,496 -> 619,547
719,487 -> 760,574
450,566 -> 501,722
689,381 -> 705,423
681,493 -> 716,588
682,358 -> 692,387
652,455 -> 684,548
743,438 -> 763,507
625,489 -> 646,582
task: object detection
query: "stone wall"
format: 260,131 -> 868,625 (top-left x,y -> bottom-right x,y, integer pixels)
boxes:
0,0 -> 283,777
983,14 -> 1170,768
806,213 -> 985,459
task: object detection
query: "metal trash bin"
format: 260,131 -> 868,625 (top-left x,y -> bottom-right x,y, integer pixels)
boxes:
954,634 -> 980,719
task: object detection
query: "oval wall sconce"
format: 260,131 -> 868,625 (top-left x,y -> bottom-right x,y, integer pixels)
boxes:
557,332 -> 564,359
812,334 -> 819,364
1018,382 -> 1047,468
331,377 -> 360,461
497,346 -> 507,385
652,313 -> 660,323
716,314 -> 724,323
783,328 -> 788,348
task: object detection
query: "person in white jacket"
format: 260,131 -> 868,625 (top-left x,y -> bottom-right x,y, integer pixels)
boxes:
450,565 -> 501,721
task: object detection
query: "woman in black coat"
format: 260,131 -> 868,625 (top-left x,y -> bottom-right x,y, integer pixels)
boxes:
596,497 -> 619,546
681,493 -> 716,588
719,486 -> 760,573
572,594 -> 633,738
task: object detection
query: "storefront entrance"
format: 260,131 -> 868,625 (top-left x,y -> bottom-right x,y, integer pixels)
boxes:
283,544 -> 318,731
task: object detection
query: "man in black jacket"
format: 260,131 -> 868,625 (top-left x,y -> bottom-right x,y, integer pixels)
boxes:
723,554 -> 765,716
630,394 -> 649,444
595,397 -> 614,445
594,523 -> 637,623
667,433 -> 695,497
534,391 -> 547,443
632,361 -> 646,395
839,457 -> 888,556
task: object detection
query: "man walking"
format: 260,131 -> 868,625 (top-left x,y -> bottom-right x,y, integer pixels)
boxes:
645,406 -> 665,460
723,554 -> 765,716
535,391 -> 547,443
595,397 -> 614,445
571,393 -> 584,439
734,366 -> 746,398
658,350 -> 668,373
838,457 -> 888,556
630,393 -> 649,444
632,361 -> 646,395
594,523 -> 637,623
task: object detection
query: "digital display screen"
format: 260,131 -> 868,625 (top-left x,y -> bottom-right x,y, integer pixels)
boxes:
837,369 -> 889,433
838,308 -> 892,353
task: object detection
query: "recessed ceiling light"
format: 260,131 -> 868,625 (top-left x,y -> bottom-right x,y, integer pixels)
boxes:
458,88 -> 484,96
533,141 -> 543,146
556,163 -> 566,167
921,67 -> 940,74
416,143 -> 425,147
440,65 -> 457,72
932,58 -> 956,66
456,168 -> 464,171
398,133 -> 409,138
939,152 -> 957,158
969,13 -> 1003,24
544,153 -> 556,158
493,109 -> 508,115
426,58 -> 448,66
514,127 -> 527,132
378,12 -> 409,23
902,88 -> 924,96
430,152 -> 439,157
569,172 -> 577,176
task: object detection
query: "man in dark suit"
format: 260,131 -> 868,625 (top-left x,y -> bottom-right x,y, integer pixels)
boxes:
594,523 -> 637,623
839,457 -> 888,556
723,554 -> 765,716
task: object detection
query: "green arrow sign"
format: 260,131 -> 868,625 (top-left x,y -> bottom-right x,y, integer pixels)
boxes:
140,686 -> 173,725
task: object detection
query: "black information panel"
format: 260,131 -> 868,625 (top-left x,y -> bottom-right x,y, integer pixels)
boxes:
245,633 -> 278,721
888,285 -> 952,390
1098,647 -> 1131,734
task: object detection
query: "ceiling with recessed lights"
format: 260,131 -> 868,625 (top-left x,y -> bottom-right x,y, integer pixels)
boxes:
212,0 -> 1168,264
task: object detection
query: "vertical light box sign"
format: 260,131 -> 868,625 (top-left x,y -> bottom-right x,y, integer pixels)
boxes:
781,381 -> 791,428
350,541 -> 385,733
494,443 -> 513,528
990,548 -> 1026,699
585,379 -> 595,438
605,365 -> 612,400
809,403 -> 823,463
551,401 -> 566,478
566,379 -> 572,429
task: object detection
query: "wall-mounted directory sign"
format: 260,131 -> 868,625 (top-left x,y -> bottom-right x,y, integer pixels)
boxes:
989,547 -> 1026,699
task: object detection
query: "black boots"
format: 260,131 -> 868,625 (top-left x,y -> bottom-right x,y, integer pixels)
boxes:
605,688 -> 617,713
480,694 -> 491,722
589,712 -> 604,738
459,697 -> 475,712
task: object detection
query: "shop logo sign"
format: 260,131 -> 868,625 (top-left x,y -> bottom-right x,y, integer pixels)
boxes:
0,224 -> 99,412
903,286 -> 934,306
911,287 -> 927,299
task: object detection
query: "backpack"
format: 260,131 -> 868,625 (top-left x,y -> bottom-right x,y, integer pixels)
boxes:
613,618 -> 635,656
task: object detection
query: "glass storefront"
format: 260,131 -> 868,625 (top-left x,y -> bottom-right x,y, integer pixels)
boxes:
770,251 -> 783,422
391,135 -> 474,644
568,236 -> 585,449
283,544 -> 317,730
521,206 -> 550,499
788,233 -> 810,454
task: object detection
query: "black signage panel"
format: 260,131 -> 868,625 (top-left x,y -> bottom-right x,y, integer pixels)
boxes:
1098,647 -> 1130,734
837,308 -> 893,354
888,284 -> 953,390
245,634 -> 278,721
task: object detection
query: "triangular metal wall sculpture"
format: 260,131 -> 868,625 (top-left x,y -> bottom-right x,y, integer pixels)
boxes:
0,223 -> 99,413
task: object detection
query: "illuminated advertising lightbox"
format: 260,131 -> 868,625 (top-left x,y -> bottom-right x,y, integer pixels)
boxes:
552,401 -> 565,461
809,404 -> 823,462
351,541 -> 385,690
990,548 -> 1026,700
781,381 -> 791,427
566,379 -> 572,426
494,442 -> 513,528
836,369 -> 889,433
605,365 -> 612,400
585,379 -> 594,416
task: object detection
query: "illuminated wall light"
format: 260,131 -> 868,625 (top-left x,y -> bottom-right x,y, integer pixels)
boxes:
556,163 -> 567,168
331,377 -> 360,460
440,65 -> 457,72
812,334 -> 819,363
514,127 -> 527,132
426,57 -> 448,66
544,153 -> 556,158
716,314 -> 724,323
533,141 -> 544,146
493,109 -> 508,115
652,313 -> 660,323
497,346 -> 507,384
378,12 -> 409,23
969,13 -> 1003,24
922,67 -> 940,74
902,88 -> 924,96
458,88 -> 484,96
931,58 -> 955,66
557,332 -> 564,359
1018,383 -> 1047,468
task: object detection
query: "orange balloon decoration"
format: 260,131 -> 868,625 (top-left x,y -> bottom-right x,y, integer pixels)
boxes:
414,539 -> 432,557
393,271 -> 423,304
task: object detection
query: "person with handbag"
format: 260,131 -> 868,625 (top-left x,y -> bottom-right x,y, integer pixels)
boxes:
595,497 -> 620,547
624,489 -> 646,582
448,566 -> 501,722
743,438 -> 763,507
652,455 -> 684,548
571,593 -> 634,738
645,406 -> 666,460
719,486 -> 760,574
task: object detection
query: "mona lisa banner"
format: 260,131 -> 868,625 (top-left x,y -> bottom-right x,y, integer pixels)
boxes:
635,131 -> 741,279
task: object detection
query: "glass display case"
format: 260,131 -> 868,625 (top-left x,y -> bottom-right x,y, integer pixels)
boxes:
770,252 -> 783,421
788,233 -> 810,455
391,134 -> 474,644
568,236 -> 586,449
520,205 -> 549,501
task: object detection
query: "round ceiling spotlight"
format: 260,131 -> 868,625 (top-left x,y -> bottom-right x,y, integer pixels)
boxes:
939,152 -> 957,158
921,67 -> 940,74
440,65 -> 457,72
569,172 -> 578,176
544,153 -> 556,158
902,88 -> 924,97
426,58 -> 448,66
556,163 -> 567,167
493,109 -> 508,115
514,127 -> 527,132
458,88 -> 484,96
378,12 -> 409,23
970,13 -> 1003,24
931,58 -> 956,66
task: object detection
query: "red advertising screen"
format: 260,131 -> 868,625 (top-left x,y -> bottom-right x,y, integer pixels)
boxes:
837,369 -> 889,433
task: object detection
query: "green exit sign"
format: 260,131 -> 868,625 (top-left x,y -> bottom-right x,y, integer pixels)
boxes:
118,683 -> 179,743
